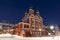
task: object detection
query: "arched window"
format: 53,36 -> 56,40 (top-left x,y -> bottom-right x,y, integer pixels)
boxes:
24,25 -> 29,28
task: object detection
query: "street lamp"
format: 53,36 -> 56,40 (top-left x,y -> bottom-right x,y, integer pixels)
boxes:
48,33 -> 51,35
50,25 -> 54,30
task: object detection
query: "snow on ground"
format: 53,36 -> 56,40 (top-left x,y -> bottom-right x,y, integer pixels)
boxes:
0,33 -> 60,40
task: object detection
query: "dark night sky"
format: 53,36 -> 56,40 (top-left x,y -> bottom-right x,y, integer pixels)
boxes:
0,0 -> 60,26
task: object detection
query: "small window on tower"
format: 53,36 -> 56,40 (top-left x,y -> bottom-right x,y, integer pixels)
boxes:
32,21 -> 34,24
32,27 -> 34,29
31,26 -> 35,29
36,27 -> 38,29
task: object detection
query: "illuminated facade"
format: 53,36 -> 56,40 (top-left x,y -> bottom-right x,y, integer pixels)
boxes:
13,7 -> 48,37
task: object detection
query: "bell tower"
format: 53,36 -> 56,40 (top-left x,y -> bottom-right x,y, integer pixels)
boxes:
35,9 -> 43,29
29,7 -> 34,14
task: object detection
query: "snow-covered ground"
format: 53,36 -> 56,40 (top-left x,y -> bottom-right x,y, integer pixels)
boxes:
0,33 -> 60,40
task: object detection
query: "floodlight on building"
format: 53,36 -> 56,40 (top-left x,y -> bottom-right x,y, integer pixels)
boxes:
39,29 -> 42,31
50,25 -> 54,30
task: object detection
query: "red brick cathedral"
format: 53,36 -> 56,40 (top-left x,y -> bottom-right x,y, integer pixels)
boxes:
13,7 -> 48,37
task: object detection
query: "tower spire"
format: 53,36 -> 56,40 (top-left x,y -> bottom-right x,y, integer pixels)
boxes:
29,7 -> 34,14
36,9 -> 40,16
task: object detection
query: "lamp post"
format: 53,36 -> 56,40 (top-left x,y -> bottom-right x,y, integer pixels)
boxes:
39,29 -> 42,36
50,25 -> 55,39
50,25 -> 55,37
